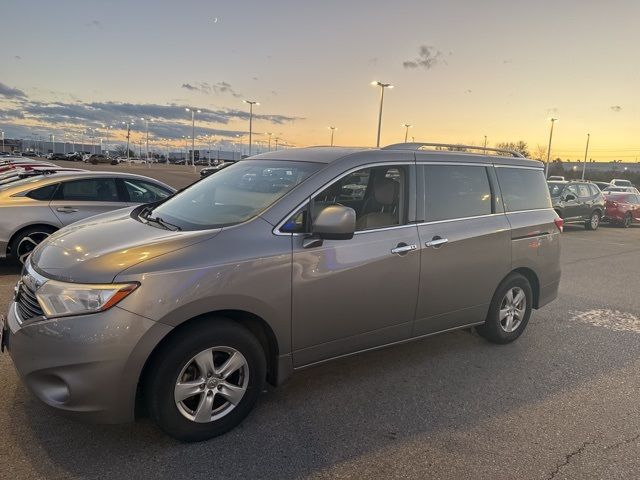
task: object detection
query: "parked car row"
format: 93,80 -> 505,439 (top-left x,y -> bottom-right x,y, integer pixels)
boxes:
548,178 -> 640,230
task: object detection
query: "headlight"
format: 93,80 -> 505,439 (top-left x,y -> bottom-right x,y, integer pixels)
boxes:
35,280 -> 138,318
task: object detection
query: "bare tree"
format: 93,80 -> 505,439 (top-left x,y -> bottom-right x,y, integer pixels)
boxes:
495,141 -> 530,157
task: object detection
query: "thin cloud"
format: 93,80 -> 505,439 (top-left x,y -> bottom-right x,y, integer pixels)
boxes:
503,59 -> 513,64
14,55 -> 21,61
403,45 -> 444,70
610,105 -> 622,112
465,89 -> 472,94
181,81 -> 242,98
0,82 -> 26,99
86,20 -> 102,29
545,107 -> 559,114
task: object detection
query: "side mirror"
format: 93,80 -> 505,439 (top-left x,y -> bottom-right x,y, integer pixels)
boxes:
303,205 -> 356,248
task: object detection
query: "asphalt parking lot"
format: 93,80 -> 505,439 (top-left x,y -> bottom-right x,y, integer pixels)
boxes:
1,165 -> 639,479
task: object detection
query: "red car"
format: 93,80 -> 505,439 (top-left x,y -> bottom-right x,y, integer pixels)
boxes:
603,192 -> 640,228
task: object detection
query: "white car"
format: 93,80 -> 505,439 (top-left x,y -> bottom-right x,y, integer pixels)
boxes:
611,178 -> 633,187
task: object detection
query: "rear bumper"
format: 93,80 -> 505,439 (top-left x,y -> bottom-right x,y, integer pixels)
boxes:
4,302 -> 171,423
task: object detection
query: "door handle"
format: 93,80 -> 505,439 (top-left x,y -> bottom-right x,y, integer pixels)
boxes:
425,237 -> 448,248
56,207 -> 78,213
391,243 -> 417,255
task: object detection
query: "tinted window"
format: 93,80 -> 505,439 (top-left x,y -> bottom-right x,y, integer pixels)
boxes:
59,178 -> 120,202
424,165 -> 492,221
151,160 -> 320,230
310,165 -> 407,231
26,183 -> 58,201
565,185 -> 579,197
495,167 -> 552,212
123,179 -> 172,203
548,183 -> 564,197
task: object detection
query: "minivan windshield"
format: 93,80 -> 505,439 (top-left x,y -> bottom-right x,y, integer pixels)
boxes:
148,160 -> 321,230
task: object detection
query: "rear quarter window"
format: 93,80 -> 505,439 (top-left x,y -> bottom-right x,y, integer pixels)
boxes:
495,167 -> 551,212
26,183 -> 58,201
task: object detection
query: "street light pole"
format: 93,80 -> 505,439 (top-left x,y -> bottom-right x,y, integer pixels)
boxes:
1,131 -> 4,153
141,118 -> 150,162
582,133 -> 590,180
545,118 -> 557,178
265,132 -> 273,151
328,126 -> 336,146
243,100 -> 259,156
185,108 -> 200,168
483,135 -> 487,153
274,137 -> 280,151
371,81 -> 393,148
122,121 -> 133,162
402,124 -> 412,143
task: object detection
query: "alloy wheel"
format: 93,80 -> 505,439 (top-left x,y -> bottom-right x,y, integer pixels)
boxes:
499,287 -> 526,333
174,347 -> 249,423
591,213 -> 599,229
16,231 -> 51,264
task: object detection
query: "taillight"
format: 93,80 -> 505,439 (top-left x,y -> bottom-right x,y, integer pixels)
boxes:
554,217 -> 564,233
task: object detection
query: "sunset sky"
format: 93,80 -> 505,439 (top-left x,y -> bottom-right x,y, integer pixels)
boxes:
1,0 -> 638,160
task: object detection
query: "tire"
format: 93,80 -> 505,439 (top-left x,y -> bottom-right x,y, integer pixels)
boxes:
476,273 -> 533,344
585,210 -> 600,230
623,213 -> 632,228
145,319 -> 266,442
9,226 -> 57,264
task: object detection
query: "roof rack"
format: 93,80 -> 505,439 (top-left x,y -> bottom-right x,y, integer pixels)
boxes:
381,142 -> 525,158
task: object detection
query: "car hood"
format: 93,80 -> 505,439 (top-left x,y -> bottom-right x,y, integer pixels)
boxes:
30,207 -> 220,283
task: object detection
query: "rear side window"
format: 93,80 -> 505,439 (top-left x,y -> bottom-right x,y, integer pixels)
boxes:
577,184 -> 591,198
495,167 -> 551,212
26,183 -> 58,201
423,165 -> 492,221
57,178 -> 120,202
588,184 -> 600,196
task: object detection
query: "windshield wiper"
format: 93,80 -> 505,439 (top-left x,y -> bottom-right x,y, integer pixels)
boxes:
138,206 -> 181,231
146,215 -> 181,231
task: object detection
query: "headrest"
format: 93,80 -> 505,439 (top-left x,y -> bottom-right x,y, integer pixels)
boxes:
373,177 -> 397,205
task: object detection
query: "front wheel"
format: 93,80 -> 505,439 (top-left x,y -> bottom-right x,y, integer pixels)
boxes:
623,213 -> 632,228
585,211 -> 600,230
145,319 -> 266,442
476,273 -> 533,344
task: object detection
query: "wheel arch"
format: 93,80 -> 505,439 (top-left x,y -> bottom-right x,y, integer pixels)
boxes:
7,223 -> 59,256
511,267 -> 540,309
136,309 -> 281,417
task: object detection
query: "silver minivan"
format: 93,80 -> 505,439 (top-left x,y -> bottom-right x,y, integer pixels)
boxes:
1,143 -> 562,442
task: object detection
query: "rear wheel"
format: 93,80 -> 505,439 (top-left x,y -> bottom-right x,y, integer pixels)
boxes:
623,213 -> 632,228
145,319 -> 266,442
9,226 -> 56,264
476,273 -> 533,344
585,211 -> 600,230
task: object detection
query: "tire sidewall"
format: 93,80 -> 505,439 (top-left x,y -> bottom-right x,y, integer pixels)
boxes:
146,319 -> 266,442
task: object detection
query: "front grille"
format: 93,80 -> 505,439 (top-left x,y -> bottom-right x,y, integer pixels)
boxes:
16,280 -> 44,321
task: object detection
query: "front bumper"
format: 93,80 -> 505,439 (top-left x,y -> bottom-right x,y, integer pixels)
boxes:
4,302 -> 171,423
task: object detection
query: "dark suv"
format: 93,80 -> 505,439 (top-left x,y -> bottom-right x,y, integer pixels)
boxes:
548,180 -> 605,230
